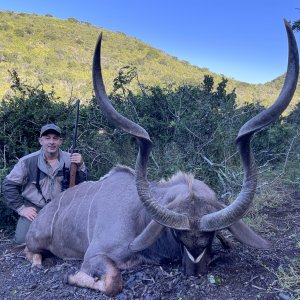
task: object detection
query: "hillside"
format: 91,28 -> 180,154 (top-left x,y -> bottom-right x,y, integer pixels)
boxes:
0,10 -> 299,109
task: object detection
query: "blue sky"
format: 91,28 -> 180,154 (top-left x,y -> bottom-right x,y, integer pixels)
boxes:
1,0 -> 300,84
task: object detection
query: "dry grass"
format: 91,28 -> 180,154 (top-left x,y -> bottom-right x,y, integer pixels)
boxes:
276,259 -> 300,299
249,174 -> 300,300
263,259 -> 300,300
242,173 -> 298,230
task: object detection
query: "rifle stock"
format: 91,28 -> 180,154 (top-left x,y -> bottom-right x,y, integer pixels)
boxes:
69,161 -> 78,188
69,99 -> 80,188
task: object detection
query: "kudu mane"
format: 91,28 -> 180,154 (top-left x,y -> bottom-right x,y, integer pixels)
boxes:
158,172 -> 195,187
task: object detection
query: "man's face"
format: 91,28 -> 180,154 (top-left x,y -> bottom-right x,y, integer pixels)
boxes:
39,133 -> 62,156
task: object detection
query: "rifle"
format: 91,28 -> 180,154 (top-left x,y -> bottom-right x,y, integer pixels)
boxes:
69,99 -> 80,187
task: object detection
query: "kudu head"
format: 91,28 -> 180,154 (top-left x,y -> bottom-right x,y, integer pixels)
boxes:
92,20 -> 299,275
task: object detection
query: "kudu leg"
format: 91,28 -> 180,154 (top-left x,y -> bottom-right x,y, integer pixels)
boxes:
24,246 -> 43,268
32,253 -> 42,267
67,255 -> 122,297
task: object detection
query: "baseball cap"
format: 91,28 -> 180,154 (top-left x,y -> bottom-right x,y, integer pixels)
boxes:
40,124 -> 62,137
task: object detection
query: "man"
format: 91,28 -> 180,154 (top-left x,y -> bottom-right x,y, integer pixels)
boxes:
2,124 -> 88,244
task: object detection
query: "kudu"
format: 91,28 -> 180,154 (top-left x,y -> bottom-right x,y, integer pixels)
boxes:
26,20 -> 299,296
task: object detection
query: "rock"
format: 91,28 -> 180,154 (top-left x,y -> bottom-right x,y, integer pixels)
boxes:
278,292 -> 292,300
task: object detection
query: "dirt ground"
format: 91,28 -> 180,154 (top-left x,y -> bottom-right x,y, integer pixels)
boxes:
0,190 -> 299,300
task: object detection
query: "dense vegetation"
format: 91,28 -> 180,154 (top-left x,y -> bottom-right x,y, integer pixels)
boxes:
1,70 -> 300,229
0,10 -> 299,111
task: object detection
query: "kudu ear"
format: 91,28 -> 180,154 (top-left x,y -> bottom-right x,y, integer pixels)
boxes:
227,220 -> 271,249
129,220 -> 166,251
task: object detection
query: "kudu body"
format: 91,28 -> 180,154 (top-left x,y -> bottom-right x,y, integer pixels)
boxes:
26,20 -> 299,296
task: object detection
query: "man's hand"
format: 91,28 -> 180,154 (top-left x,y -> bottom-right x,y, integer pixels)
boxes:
19,207 -> 37,221
70,153 -> 83,166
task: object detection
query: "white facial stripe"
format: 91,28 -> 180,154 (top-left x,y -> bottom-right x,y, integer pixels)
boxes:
184,246 -> 206,263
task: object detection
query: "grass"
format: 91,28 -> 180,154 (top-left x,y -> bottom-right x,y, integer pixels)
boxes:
263,259 -> 300,300
276,259 -> 300,299
249,172 -> 300,300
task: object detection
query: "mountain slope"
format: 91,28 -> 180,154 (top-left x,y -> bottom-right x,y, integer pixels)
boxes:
0,10 -> 299,110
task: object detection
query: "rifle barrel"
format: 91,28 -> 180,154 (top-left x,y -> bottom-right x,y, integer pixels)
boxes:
72,99 -> 80,153
69,99 -> 80,187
